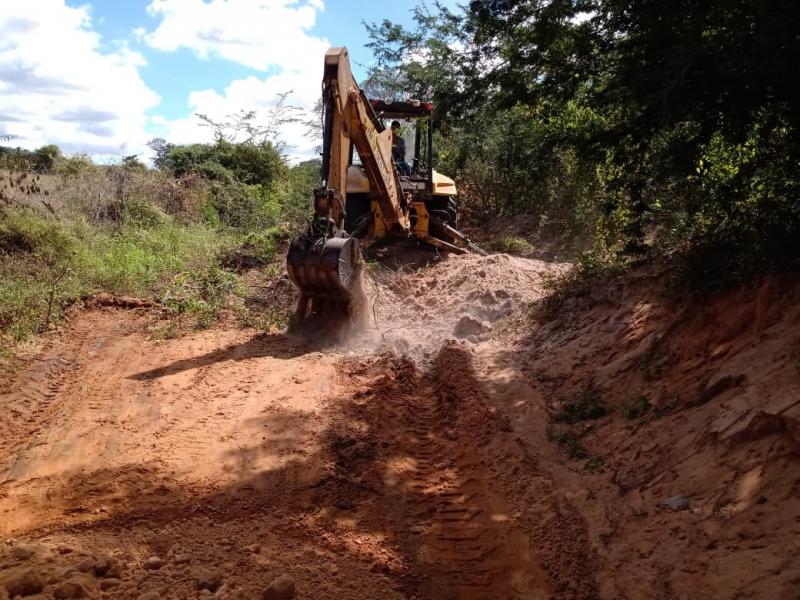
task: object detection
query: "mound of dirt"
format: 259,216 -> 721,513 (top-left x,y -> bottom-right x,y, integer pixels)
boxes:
361,252 -> 568,356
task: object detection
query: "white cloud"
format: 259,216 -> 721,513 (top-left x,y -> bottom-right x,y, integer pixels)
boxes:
0,1 -> 160,157
143,0 -> 329,162
144,0 -> 329,73
163,71 -> 322,163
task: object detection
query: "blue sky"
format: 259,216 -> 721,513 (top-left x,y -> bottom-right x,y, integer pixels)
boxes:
1,0 -> 448,161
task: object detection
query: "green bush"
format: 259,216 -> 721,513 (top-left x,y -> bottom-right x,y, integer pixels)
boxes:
619,394 -> 651,420
554,387 -> 606,424
161,266 -> 240,329
163,140 -> 286,188
123,199 -> 171,229
0,211 -> 79,267
0,209 -> 228,341
490,236 -> 534,255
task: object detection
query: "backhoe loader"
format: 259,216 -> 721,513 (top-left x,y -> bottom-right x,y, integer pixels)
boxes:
286,47 -> 484,327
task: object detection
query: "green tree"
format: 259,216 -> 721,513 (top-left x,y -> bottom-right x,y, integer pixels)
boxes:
367,0 -> 800,279
33,145 -> 62,173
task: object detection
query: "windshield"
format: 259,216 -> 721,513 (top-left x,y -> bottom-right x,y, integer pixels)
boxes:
350,116 -> 431,178
385,119 -> 415,163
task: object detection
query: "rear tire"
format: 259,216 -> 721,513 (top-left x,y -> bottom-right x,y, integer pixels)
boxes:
427,195 -> 458,228
344,193 -> 371,237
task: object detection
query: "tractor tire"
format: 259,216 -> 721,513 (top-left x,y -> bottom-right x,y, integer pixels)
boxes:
427,196 -> 458,228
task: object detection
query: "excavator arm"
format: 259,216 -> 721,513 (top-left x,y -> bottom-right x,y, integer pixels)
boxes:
317,47 -> 407,232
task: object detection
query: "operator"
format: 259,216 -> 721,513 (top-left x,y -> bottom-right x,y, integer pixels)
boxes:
391,120 -> 412,176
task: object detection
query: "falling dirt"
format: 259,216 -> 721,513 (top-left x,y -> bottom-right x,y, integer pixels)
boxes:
1,253 -> 799,599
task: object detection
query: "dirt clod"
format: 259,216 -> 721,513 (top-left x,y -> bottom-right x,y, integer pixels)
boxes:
454,315 -> 487,338
52,580 -> 87,599
99,578 -> 121,590
8,545 -> 34,562
73,557 -> 95,573
196,570 -> 223,592
262,574 -> 295,600
661,495 -> 690,511
2,569 -> 45,597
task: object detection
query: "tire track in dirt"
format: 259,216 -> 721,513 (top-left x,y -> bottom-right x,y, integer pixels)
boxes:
320,343 -> 595,598
0,351 -> 77,457
0,310 -> 132,462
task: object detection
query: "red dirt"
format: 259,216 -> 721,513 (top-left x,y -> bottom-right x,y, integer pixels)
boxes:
1,254 -> 799,599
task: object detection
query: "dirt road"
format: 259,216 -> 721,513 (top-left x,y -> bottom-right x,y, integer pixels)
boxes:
1,255 -> 593,599
3,254 -> 798,599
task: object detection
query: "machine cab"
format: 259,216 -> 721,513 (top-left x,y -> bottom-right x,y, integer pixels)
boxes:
344,98 -> 458,234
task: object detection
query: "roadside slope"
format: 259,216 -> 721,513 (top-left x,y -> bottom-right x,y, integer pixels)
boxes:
472,268 -> 800,598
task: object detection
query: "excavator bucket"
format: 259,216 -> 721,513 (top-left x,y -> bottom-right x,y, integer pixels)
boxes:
286,231 -> 365,330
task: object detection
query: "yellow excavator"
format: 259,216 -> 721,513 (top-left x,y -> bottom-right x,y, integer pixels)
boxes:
286,47 -> 484,326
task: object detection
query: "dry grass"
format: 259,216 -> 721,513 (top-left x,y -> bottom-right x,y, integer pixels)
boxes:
1,165 -> 209,224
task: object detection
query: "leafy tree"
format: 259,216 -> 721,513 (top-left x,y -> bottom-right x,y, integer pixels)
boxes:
161,140 -> 285,187
122,154 -> 147,172
147,138 -> 175,169
33,145 -> 61,173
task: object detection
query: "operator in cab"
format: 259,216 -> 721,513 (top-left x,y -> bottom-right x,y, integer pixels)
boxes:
391,120 -> 412,176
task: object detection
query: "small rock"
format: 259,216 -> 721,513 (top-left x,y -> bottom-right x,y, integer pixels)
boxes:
99,578 -> 122,591
196,571 -> 223,592
136,592 -> 161,600
262,574 -> 295,600
173,554 -> 191,565
333,498 -> 354,511
454,316 -> 487,338
662,495 -> 690,511
53,565 -> 79,580
74,557 -> 96,573
145,556 -> 165,570
53,580 -> 87,599
92,556 -> 113,577
246,544 -> 261,554
9,545 -> 35,561
3,570 -> 45,597
369,561 -> 389,574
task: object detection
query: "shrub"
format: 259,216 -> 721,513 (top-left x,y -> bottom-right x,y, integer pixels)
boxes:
0,209 -> 228,341
160,266 -> 240,329
490,236 -> 534,255
551,431 -> 589,459
554,387 -> 606,423
219,227 -> 287,272
162,140 -> 286,188
619,394 -> 651,420
123,199 -> 170,229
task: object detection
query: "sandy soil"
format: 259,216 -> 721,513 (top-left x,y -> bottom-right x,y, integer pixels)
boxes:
1,253 -> 798,599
